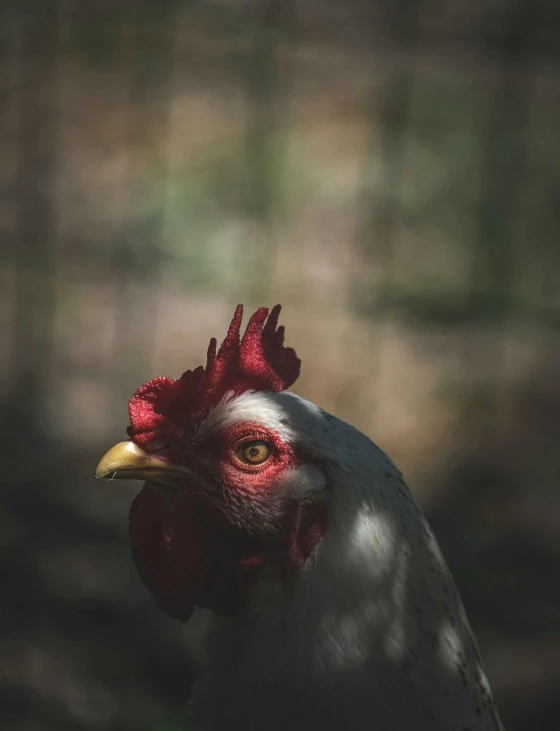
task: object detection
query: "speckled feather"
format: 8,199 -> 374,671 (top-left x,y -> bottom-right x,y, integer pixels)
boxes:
186,391 -> 503,731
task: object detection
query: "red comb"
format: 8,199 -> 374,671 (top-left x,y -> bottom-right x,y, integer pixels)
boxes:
127,305 -> 300,447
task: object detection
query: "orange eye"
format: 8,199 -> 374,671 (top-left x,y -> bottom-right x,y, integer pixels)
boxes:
238,440 -> 271,465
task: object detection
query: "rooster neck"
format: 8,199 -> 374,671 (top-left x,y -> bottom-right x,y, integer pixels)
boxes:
187,398 -> 502,731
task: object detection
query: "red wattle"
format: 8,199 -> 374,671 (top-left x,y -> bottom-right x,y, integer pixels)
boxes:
129,487 -> 327,621
129,486 -> 265,620
129,486 -> 197,622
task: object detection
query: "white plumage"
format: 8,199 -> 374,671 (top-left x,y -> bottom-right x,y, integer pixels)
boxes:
186,391 -> 502,731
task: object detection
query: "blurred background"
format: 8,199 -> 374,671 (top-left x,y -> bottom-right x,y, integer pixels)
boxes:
1,0 -> 559,729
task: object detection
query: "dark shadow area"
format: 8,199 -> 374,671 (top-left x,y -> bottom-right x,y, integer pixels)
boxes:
427,363 -> 560,730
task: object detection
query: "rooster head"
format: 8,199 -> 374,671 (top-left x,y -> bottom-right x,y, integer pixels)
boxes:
96,305 -> 327,622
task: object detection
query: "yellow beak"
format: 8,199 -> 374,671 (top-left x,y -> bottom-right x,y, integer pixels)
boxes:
95,441 -> 200,491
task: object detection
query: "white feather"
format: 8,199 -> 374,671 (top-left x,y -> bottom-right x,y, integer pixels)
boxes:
187,392 -> 502,731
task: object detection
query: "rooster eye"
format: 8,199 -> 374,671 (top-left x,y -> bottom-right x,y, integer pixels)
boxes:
238,440 -> 271,465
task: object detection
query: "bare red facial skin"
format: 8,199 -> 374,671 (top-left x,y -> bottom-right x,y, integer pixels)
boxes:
216,422 -> 299,497
128,424 -> 327,622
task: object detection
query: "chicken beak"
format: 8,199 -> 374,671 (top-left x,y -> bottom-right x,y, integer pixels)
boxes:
95,441 -> 197,491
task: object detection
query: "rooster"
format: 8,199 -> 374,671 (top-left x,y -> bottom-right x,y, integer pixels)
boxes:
96,304 -> 502,731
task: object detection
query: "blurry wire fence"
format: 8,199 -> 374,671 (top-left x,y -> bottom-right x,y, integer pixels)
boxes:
1,1 -> 559,730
